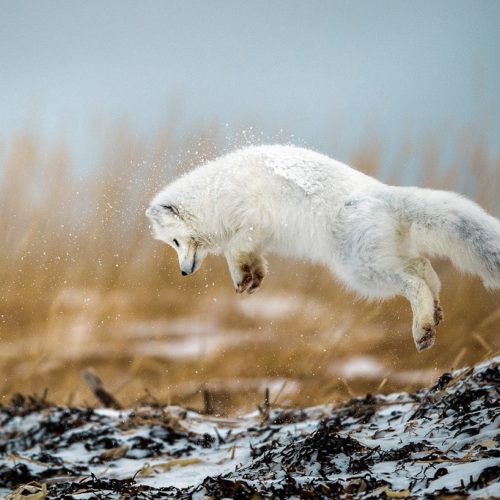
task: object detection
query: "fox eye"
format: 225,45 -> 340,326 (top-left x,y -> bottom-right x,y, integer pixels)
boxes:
173,239 -> 180,247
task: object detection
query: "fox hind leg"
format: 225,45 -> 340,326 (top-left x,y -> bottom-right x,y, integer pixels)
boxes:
337,258 -> 438,351
406,257 -> 443,326
336,212 -> 442,351
396,268 -> 438,352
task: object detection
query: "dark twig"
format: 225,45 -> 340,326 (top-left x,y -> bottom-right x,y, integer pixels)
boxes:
81,369 -> 122,409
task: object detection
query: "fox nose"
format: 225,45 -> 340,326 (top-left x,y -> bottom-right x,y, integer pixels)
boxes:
181,270 -> 188,276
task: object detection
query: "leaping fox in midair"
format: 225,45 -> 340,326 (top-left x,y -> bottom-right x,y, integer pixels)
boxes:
147,145 -> 500,352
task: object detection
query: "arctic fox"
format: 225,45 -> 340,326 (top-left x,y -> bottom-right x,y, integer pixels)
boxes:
146,145 -> 500,352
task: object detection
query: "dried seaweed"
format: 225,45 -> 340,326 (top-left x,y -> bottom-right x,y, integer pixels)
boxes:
0,357 -> 498,499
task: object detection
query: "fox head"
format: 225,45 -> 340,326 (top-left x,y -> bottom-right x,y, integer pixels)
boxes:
145,203 -> 208,276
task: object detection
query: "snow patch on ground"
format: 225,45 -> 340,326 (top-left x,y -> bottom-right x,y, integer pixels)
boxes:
1,357 -> 498,498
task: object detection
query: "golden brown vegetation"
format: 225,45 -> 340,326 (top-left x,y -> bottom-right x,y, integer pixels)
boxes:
0,122 -> 498,414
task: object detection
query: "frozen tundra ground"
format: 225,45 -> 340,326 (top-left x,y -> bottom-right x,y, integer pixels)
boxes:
0,356 -> 499,499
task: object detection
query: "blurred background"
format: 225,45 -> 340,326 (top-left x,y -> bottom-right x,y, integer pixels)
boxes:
0,0 -> 499,414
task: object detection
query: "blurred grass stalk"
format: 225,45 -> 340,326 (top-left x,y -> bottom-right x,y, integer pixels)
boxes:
0,119 -> 498,413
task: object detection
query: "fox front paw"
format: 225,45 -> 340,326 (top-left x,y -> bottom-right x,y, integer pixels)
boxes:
247,266 -> 265,294
235,262 -> 265,294
235,264 -> 253,293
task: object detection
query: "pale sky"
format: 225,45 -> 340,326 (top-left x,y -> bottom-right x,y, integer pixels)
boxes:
1,0 -> 499,166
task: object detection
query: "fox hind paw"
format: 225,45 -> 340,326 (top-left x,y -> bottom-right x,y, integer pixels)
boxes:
415,323 -> 436,352
433,300 -> 444,326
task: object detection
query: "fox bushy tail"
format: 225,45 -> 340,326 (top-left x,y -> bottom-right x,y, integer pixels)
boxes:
397,187 -> 500,289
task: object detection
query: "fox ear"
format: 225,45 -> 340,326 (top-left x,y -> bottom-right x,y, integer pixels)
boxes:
146,204 -> 181,220
160,204 -> 180,217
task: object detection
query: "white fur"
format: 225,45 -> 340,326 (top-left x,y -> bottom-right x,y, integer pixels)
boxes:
146,145 -> 500,351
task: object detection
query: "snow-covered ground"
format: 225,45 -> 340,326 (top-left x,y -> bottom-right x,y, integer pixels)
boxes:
1,357 -> 498,499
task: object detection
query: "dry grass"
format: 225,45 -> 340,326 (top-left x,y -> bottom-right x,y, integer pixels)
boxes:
0,121 -> 499,414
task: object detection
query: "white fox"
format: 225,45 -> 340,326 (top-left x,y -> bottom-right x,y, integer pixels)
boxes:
146,145 -> 500,352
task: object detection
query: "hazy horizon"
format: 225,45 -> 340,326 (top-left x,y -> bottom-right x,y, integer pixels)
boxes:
1,0 -> 500,169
